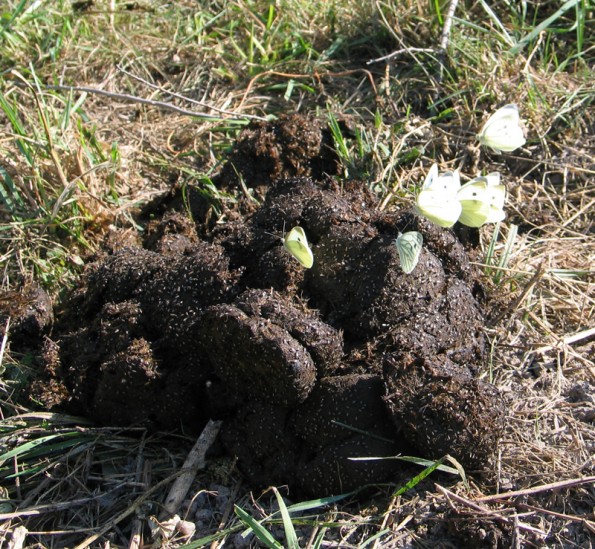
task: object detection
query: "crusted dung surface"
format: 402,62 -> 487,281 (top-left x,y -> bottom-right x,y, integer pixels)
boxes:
31,115 -> 503,497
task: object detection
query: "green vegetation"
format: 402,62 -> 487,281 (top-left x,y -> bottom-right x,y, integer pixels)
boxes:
0,0 -> 593,546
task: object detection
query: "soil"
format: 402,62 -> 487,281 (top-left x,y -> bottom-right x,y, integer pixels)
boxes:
21,113 -> 505,497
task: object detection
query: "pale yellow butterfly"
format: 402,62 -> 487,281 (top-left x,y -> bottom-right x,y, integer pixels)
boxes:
415,164 -> 462,228
283,226 -> 314,268
457,173 -> 506,227
478,104 -> 526,153
395,231 -> 423,274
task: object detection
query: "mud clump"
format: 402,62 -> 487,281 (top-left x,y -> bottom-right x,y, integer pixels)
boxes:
0,284 -> 53,349
32,115 -> 505,496
219,113 -> 341,197
384,354 -> 504,470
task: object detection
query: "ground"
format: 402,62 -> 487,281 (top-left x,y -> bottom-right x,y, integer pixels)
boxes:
0,1 -> 593,548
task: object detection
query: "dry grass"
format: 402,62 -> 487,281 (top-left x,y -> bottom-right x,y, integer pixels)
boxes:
0,0 -> 593,547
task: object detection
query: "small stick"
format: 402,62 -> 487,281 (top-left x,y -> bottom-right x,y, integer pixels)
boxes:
474,476 -> 595,503
210,477 -> 242,549
73,473 -> 186,549
439,0 -> 459,52
117,66 -> 264,121
161,419 -> 223,518
13,80 -> 262,122
127,435 -> 148,549
237,68 -> 378,111
530,326 -> 595,354
436,485 -> 547,536
0,491 -> 121,521
367,47 -> 435,65
0,317 -> 10,369
517,503 -> 595,533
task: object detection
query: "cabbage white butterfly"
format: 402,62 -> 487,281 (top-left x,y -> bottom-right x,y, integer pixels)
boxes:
395,231 -> 423,274
484,172 -> 506,223
415,164 -> 462,228
457,173 -> 506,227
478,104 -> 526,153
283,226 -> 314,268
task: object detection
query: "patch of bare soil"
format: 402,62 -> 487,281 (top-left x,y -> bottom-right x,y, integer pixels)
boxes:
25,114 -> 505,499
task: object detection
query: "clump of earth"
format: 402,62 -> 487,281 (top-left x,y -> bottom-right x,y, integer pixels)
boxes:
20,114 -> 504,497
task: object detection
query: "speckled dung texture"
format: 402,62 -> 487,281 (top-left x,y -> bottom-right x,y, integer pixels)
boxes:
32,115 -> 505,497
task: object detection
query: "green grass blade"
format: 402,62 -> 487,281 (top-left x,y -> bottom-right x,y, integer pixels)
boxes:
477,0 -> 515,47
327,110 -> 350,164
495,223 -> 518,284
0,93 -> 34,165
359,528 -> 391,547
179,528 -> 237,548
394,455 -> 461,476
509,0 -> 581,55
392,456 -> 446,496
484,221 -> 501,276
311,527 -> 328,549
273,487 -> 299,549
0,433 -> 64,463
0,166 -> 27,213
234,505 -> 283,549
0,0 -> 28,35
349,455 -> 460,476
285,491 -> 355,513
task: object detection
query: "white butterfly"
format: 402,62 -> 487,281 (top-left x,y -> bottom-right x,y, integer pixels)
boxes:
415,164 -> 462,228
395,231 -> 423,274
283,226 -> 314,268
478,104 -> 526,153
457,172 -> 506,227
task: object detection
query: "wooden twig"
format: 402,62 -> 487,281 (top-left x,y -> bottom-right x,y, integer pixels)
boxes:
517,503 -> 595,534
210,477 -> 242,549
474,476 -> 595,503
436,485 -> 547,536
367,0 -> 459,65
12,79 -> 264,122
117,66 -> 266,121
367,47 -> 436,65
237,68 -> 379,112
161,419 -> 223,518
530,326 -> 595,354
0,491 -> 122,521
127,434 -> 148,549
439,0 -> 459,51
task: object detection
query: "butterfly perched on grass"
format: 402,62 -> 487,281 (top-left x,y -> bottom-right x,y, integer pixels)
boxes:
457,172 -> 506,227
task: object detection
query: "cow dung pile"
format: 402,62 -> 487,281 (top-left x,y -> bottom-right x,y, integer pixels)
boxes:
29,114 -> 504,496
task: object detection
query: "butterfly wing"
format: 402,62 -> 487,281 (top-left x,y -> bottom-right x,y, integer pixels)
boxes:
422,163 -> 439,189
457,179 -> 490,227
423,165 -> 461,194
416,166 -> 461,227
416,189 -> 462,228
283,226 -> 314,268
485,173 -> 506,223
478,104 -> 526,153
395,231 -> 423,274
